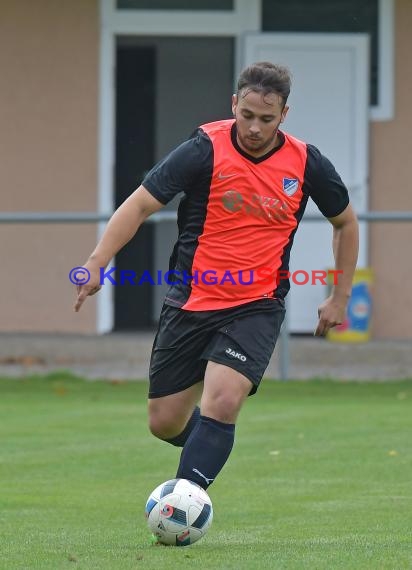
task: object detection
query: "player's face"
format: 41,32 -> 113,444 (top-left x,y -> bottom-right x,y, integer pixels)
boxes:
232,90 -> 288,157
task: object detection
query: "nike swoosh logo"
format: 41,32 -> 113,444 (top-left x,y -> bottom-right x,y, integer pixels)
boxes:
217,171 -> 237,180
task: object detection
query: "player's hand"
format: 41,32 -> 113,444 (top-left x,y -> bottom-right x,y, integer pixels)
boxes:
73,261 -> 102,312
314,295 -> 347,337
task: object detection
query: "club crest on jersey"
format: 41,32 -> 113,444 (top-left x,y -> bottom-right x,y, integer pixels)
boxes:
282,178 -> 299,196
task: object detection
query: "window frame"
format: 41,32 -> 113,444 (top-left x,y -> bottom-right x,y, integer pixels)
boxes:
260,0 -> 394,121
117,0 -> 234,10
372,0 -> 394,120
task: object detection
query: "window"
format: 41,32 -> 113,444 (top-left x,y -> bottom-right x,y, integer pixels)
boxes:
262,0 -> 393,118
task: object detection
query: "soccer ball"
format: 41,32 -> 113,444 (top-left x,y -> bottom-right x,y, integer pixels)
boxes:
145,478 -> 213,546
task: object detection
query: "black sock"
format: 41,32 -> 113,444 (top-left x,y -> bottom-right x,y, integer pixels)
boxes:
176,415 -> 235,489
163,406 -> 200,447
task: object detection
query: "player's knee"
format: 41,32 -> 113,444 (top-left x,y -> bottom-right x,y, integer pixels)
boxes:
148,414 -> 171,439
148,409 -> 183,440
202,390 -> 245,423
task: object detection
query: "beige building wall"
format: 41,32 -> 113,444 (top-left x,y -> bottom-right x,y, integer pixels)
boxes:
369,0 -> 412,339
0,0 -> 99,332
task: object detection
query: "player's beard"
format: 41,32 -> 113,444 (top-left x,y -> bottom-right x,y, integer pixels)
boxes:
237,127 -> 280,156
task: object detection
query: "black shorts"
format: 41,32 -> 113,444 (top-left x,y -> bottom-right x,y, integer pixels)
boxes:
148,298 -> 285,398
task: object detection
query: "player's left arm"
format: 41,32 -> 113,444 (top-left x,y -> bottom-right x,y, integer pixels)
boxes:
314,203 -> 359,336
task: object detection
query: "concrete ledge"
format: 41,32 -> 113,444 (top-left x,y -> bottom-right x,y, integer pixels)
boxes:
0,332 -> 411,381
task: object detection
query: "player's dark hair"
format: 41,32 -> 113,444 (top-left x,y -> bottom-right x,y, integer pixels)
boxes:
237,62 -> 291,107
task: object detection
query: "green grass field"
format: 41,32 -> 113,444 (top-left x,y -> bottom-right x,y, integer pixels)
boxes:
1,373 -> 411,569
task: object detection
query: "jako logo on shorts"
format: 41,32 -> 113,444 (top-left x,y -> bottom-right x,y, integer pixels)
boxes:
225,348 -> 247,362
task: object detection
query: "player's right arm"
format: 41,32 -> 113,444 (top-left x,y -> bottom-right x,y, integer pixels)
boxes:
74,185 -> 163,312
74,130 -> 211,312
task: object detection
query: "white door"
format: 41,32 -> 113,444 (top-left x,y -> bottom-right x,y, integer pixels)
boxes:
241,33 -> 369,332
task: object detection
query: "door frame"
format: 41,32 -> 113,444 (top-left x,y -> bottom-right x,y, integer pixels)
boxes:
96,0 -> 394,333
96,0 -> 260,332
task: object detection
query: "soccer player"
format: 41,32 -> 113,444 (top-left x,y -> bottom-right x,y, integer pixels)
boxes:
74,62 -> 359,490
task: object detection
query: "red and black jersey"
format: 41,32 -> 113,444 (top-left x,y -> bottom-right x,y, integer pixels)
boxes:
143,119 -> 349,311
